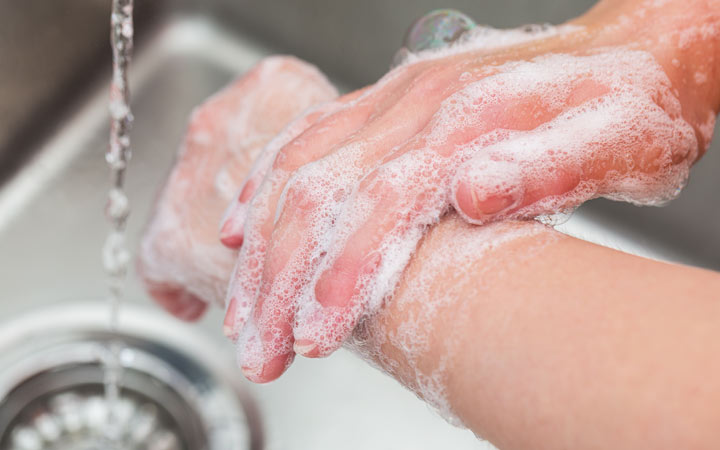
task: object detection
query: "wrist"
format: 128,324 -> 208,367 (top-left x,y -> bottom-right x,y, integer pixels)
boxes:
348,218 -> 557,427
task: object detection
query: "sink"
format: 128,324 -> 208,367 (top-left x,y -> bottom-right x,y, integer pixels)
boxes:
0,1 -> 717,449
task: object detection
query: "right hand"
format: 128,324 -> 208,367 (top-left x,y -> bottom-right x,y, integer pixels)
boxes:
219,0 -> 717,382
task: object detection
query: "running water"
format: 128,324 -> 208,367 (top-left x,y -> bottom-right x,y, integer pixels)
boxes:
102,0 -> 134,443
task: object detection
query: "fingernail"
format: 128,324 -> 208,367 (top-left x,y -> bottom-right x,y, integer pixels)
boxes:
223,297 -> 237,339
294,339 -> 319,357
472,192 -> 516,216
219,218 -> 244,248
456,179 -> 519,222
219,199 -> 247,248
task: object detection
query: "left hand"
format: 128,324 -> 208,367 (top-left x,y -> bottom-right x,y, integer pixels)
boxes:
138,56 -> 337,320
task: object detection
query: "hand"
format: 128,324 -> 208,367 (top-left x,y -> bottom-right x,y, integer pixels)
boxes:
220,0 -> 717,382
138,56 -> 337,321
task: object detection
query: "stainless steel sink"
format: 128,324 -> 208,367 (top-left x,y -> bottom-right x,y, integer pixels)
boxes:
0,1 -> 718,450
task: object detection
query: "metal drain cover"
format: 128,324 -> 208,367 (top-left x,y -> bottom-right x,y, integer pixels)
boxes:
0,303 -> 262,450
8,389 -> 181,450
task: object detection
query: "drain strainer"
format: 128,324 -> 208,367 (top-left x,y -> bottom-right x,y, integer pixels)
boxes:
0,303 -> 262,450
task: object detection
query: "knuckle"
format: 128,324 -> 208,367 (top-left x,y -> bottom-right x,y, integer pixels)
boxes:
404,64 -> 455,98
272,138 -> 312,171
284,167 -> 323,211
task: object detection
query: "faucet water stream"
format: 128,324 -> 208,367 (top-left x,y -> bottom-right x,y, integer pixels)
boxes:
103,0 -> 134,444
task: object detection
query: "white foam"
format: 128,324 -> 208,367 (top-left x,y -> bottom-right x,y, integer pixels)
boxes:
455,49 -> 698,215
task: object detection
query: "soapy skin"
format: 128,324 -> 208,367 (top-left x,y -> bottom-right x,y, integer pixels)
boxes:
135,55 -> 562,419
219,0 -> 718,382
138,56 -> 337,319
138,0 -> 718,383
136,1 -> 720,445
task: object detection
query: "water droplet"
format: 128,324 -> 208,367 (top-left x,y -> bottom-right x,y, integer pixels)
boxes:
536,208 -> 576,226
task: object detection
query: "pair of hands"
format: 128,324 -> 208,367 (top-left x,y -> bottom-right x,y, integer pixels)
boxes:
140,0 -> 714,383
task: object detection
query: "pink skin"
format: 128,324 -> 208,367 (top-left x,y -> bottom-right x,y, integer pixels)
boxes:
219,99 -> 353,250
137,1 -> 717,383
138,56 -> 338,321
219,1 -> 717,382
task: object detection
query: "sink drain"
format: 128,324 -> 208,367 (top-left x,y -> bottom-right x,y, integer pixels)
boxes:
0,303 -> 262,450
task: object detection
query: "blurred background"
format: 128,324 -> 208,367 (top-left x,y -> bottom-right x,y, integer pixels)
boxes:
0,1 -> 717,449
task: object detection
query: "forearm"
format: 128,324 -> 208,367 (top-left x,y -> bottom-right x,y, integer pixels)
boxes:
355,216 -> 720,449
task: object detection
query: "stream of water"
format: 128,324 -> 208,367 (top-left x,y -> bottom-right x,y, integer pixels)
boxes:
102,0 -> 134,443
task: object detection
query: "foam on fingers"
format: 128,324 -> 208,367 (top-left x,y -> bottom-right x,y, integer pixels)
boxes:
452,73 -> 697,223
224,148 -> 359,341
139,56 -> 338,321
224,95 -> 399,350
219,101 -> 345,249
293,194 -> 399,357
225,10 -> 714,389
281,49 -> 699,370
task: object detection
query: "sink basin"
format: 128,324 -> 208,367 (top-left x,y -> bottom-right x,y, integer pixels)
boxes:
0,1 -> 717,449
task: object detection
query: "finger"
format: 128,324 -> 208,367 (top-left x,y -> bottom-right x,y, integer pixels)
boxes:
292,139 -> 462,358
223,90 -> 383,338
223,59 -> 451,272
452,90 -> 696,224
242,63 -> 474,351
237,297 -> 296,383
223,296 -> 238,338
219,101 -> 343,248
290,73 -> 616,356
237,318 -> 295,383
453,155 -> 577,222
223,131 -> 367,340
146,283 -> 209,322
236,207 -> 311,381
294,181 -> 402,358
229,59 -> 571,353
217,64 -> 343,248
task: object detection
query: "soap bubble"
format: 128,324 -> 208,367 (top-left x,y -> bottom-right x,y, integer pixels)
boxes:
392,9 -> 476,67
404,9 -> 476,52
